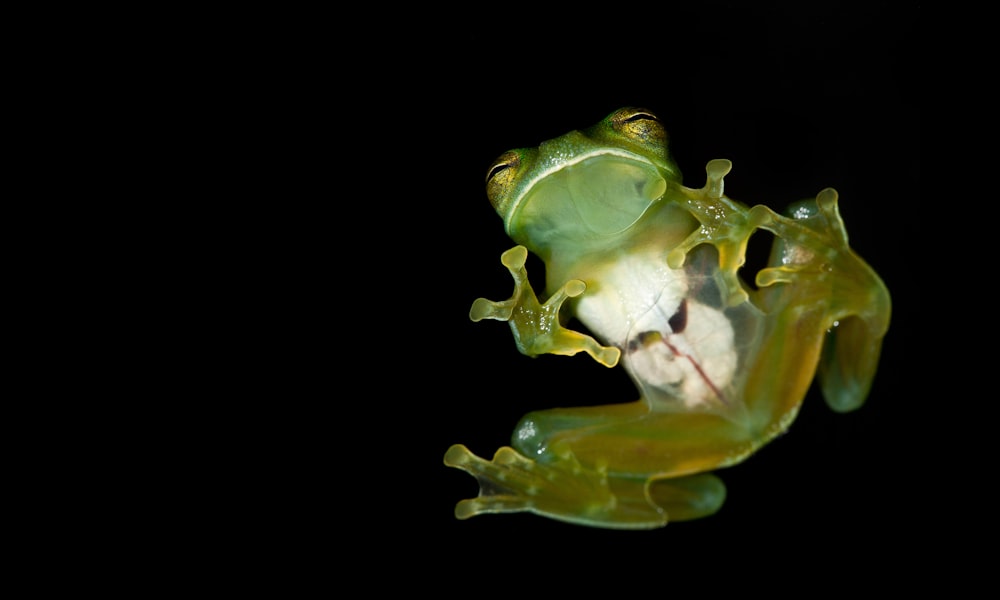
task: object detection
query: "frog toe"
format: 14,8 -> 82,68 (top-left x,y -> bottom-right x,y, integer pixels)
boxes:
499,245 -> 528,270
454,496 -> 534,520
444,444 -> 554,520
469,297 -> 514,322
703,158 -> 732,199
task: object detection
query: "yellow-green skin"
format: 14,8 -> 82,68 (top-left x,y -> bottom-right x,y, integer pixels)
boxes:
445,108 -> 891,529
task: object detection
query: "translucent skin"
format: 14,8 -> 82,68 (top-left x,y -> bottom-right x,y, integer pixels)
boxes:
445,107 -> 891,529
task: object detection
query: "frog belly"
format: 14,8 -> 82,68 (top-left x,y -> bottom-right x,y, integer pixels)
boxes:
573,254 -> 736,407
572,253 -> 688,347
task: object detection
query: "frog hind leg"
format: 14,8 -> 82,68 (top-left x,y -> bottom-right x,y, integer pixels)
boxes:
818,313 -> 887,413
444,443 -> 628,527
444,437 -> 728,529
647,472 -> 727,522
445,443 -> 678,529
801,190 -> 891,413
754,188 -> 891,413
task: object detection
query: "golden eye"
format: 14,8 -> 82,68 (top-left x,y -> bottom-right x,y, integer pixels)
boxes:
617,107 -> 661,124
485,150 -> 521,211
610,107 -> 667,146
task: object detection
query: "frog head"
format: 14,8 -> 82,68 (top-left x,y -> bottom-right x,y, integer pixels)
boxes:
485,108 -> 683,252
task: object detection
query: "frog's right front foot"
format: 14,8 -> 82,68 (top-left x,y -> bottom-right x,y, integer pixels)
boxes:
469,246 -> 620,367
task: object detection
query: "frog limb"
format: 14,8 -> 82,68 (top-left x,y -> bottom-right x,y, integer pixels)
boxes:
647,472 -> 726,522
749,188 -> 891,414
470,245 -> 621,367
513,403 -> 771,479
444,443 -> 725,529
444,443 -> 615,524
667,159 -> 767,306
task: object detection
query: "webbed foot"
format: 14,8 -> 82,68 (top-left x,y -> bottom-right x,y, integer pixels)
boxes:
444,443 -> 618,525
668,160 -> 768,306
470,246 -> 621,367
750,188 -> 841,287
444,444 -> 727,529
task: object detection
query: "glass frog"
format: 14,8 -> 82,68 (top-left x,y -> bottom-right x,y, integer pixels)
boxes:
444,107 -> 891,529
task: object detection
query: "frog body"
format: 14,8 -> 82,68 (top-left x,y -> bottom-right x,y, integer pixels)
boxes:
446,107 -> 890,529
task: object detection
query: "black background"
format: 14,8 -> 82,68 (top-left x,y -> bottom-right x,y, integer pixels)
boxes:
262,2 -> 921,579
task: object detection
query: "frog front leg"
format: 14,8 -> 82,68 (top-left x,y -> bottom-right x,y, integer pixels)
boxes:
667,159 -> 768,306
469,245 -> 621,367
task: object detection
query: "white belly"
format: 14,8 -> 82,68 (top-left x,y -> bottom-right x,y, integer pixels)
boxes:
573,253 -> 737,408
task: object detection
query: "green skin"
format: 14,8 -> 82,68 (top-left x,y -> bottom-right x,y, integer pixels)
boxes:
445,107 -> 891,529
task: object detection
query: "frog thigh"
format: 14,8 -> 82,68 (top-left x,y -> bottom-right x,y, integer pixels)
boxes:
513,406 -> 761,478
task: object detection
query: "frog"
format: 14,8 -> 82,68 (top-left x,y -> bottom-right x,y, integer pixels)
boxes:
444,107 -> 891,529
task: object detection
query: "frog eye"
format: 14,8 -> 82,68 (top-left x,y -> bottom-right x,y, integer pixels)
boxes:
617,107 -> 661,124
486,151 -> 519,183
486,150 -> 522,211
610,107 -> 668,146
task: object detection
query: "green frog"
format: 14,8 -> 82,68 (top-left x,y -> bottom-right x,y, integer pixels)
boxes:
445,107 -> 891,529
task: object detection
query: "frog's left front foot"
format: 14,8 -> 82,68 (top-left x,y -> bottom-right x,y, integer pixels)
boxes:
668,160 -> 770,306
470,246 -> 620,367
